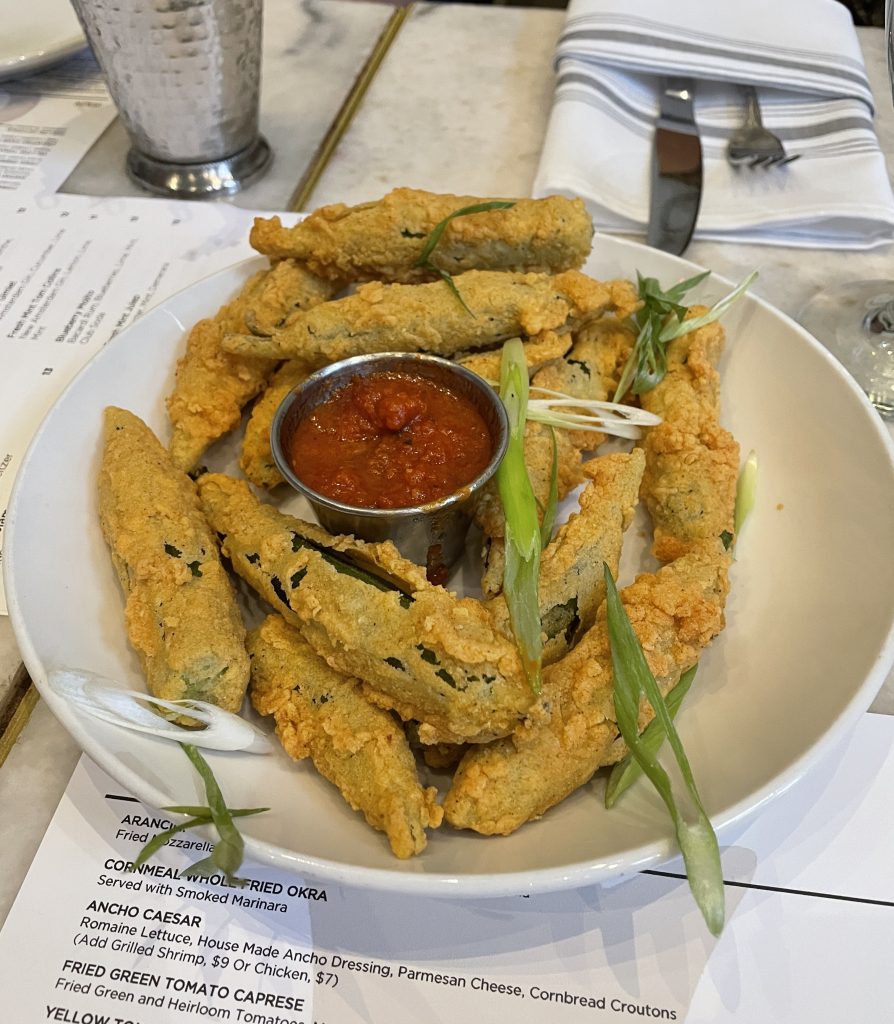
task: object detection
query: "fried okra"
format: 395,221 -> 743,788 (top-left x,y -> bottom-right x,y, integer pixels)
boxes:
639,315 -> 740,563
240,360 -> 310,489
197,474 -> 534,746
457,330 -> 571,383
532,317 -> 636,450
98,408 -> 249,711
221,271 -> 638,364
444,552 -> 730,835
248,614 -> 442,858
166,260 -> 336,473
249,188 -> 594,282
486,449 -> 645,666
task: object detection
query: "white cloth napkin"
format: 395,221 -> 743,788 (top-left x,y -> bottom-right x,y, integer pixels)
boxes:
533,0 -> 894,249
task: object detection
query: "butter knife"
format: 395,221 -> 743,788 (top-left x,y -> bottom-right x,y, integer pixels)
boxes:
647,77 -> 702,256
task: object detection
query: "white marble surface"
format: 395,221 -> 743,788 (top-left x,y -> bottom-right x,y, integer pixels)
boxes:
61,0 -> 394,211
0,702 -> 79,923
309,3 -> 565,206
3,10 -> 894,929
312,13 -> 894,319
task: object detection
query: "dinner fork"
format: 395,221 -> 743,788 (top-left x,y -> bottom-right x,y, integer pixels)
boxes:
727,86 -> 800,168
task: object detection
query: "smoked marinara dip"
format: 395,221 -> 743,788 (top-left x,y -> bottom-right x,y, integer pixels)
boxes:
285,370 -> 495,509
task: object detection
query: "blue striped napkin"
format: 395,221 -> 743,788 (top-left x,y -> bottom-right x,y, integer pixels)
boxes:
533,0 -> 894,249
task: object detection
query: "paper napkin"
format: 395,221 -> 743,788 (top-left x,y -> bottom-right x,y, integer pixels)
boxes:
533,0 -> 894,248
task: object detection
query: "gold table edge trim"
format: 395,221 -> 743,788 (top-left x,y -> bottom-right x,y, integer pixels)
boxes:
287,3 -> 414,212
0,676 -> 38,771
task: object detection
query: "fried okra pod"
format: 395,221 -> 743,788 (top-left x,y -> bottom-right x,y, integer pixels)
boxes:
248,614 -> 442,859
476,421 -> 585,598
486,449 -> 645,666
197,474 -> 533,746
166,260 -> 337,473
221,271 -> 638,364
240,360 -> 310,489
456,330 -> 571,383
249,189 -> 594,283
443,552 -> 730,836
473,320 -> 637,597
98,408 -> 249,711
638,316 -> 740,563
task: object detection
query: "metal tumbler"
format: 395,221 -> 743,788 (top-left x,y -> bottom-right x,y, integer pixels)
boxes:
69,0 -> 271,199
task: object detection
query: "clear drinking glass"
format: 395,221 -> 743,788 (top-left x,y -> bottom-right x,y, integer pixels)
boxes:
796,1 -> 894,419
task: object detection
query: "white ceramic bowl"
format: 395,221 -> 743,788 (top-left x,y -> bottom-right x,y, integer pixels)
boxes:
6,236 -> 894,896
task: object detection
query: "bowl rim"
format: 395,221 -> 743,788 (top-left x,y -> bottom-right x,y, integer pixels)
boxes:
6,241 -> 894,898
269,351 -> 510,517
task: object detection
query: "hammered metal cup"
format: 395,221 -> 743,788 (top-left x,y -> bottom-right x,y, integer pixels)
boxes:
271,353 -> 509,584
69,0 -> 271,198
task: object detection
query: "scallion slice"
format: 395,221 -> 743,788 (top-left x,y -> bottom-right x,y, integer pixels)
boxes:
415,201 -> 516,315
604,564 -> 724,935
135,744 -> 268,884
604,665 -> 697,808
498,338 -> 543,693
539,426 -> 559,547
734,449 -> 758,537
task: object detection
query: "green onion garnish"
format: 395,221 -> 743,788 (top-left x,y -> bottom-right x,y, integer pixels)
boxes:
479,380 -> 662,440
527,387 -> 661,440
135,744 -> 268,884
539,426 -> 559,548
604,664 -> 697,808
734,449 -> 758,537
415,201 -> 515,315
498,338 -> 543,693
614,270 -> 757,401
604,564 -> 724,935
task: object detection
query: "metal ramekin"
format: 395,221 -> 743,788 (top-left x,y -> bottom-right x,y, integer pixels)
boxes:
270,352 -> 509,582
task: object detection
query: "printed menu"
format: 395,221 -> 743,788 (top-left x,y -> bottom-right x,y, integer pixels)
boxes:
0,191 -> 278,613
0,51 -> 115,195
1,713 -> 893,1022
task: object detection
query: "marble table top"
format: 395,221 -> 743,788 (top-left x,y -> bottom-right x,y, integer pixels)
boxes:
2,2 -> 894,927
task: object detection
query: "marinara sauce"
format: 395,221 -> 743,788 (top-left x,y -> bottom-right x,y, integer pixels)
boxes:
287,371 -> 494,509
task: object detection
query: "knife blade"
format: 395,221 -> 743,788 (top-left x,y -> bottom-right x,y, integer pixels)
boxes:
647,77 -> 702,256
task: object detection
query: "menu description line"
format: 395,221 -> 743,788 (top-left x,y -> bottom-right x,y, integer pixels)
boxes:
47,845 -> 674,1024
0,51 -> 115,194
4,717 -> 894,1022
0,192 -> 270,614
0,758 -> 709,1024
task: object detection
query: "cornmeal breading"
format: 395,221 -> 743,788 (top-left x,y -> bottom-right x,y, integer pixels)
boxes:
639,314 -> 740,563
240,360 -> 311,489
221,271 -> 638,364
249,188 -> 594,282
166,260 -> 337,472
98,408 -> 249,711
197,473 -> 534,746
532,317 -> 636,450
486,449 -> 644,665
476,421 -> 585,598
457,330 -> 571,383
443,552 -> 730,835
248,614 -> 442,858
